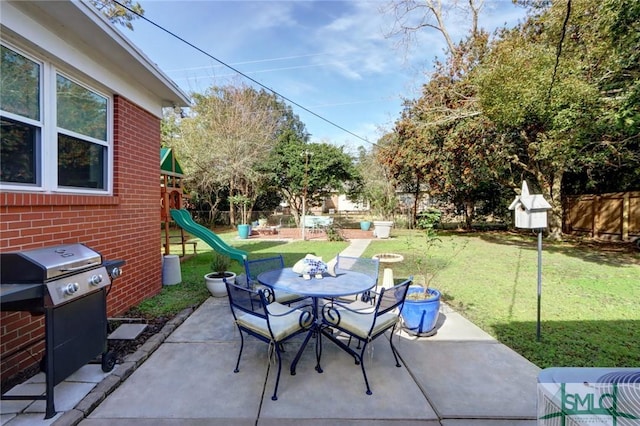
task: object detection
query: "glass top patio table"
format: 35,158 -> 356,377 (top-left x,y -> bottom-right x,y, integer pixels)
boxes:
257,267 -> 377,374
257,267 -> 375,299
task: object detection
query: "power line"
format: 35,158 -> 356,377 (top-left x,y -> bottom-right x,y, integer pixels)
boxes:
110,0 -> 373,145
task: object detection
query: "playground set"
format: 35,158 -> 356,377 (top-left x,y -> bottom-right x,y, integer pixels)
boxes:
160,148 -> 247,263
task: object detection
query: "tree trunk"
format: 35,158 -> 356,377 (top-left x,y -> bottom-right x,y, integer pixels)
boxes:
464,200 -> 474,230
229,183 -> 237,227
412,178 -> 421,228
537,169 -> 564,241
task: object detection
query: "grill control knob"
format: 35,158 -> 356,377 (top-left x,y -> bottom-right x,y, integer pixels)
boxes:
110,267 -> 122,279
64,283 -> 79,295
89,274 -> 103,286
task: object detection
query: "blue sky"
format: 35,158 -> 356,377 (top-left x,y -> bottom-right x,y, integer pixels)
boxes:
123,0 -> 528,152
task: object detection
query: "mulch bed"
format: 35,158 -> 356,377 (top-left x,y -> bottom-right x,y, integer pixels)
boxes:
0,315 -> 172,395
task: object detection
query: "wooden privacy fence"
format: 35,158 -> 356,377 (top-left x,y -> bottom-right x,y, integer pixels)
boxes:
563,191 -> 640,241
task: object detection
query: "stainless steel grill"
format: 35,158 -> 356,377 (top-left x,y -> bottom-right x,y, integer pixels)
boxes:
0,243 -> 125,419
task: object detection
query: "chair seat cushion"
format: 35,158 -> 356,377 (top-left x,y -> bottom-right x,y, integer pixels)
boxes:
254,283 -> 304,304
236,302 -> 304,341
326,308 -> 398,339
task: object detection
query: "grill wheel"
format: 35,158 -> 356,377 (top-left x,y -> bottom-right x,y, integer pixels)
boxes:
101,351 -> 116,372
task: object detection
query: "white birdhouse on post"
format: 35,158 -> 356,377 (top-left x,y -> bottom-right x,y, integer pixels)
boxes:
508,181 -> 552,229
508,180 -> 552,342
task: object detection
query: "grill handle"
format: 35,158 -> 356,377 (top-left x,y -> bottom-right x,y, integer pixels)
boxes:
59,261 -> 102,272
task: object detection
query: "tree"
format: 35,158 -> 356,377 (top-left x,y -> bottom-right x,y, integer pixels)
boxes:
382,0 -> 484,56
385,0 -> 639,237
385,31 -> 510,229
561,0 -> 640,194
382,0 -> 518,229
476,0 -> 640,238
354,136 -> 398,221
166,84 -> 284,225
262,136 -> 360,227
89,0 -> 144,30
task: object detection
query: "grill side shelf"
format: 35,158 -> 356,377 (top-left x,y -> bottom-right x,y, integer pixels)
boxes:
0,283 -> 45,308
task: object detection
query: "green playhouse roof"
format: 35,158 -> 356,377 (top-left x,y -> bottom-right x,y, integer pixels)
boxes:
161,147 -> 184,176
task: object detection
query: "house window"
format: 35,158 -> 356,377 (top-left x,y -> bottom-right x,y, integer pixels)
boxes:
0,43 -> 112,193
56,75 -> 108,189
0,45 -> 41,185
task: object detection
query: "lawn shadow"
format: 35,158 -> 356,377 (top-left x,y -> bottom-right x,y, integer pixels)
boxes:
233,240 -> 291,252
477,231 -> 639,268
491,319 -> 640,369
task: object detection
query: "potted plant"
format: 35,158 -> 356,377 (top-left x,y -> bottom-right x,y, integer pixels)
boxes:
369,188 -> 396,239
402,280 -> 441,336
230,195 -> 252,239
204,252 -> 236,297
359,214 -> 372,231
400,224 -> 442,336
372,219 -> 394,238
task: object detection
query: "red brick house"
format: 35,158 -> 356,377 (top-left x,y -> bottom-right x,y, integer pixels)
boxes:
0,1 -> 189,383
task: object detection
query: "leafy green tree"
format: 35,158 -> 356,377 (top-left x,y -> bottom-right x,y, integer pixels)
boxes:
165,84 -> 285,224
385,33 -> 509,229
477,0 -> 640,237
561,0 -> 640,194
354,135 -> 398,221
387,0 -> 639,237
261,136 -> 360,227
89,0 -> 144,30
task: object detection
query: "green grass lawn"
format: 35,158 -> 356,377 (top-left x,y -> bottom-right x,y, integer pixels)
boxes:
151,227 -> 640,368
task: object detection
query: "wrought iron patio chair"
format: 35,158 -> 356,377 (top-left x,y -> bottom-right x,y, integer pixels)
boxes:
332,255 -> 380,304
320,278 -> 412,395
242,255 -> 308,305
224,278 -> 313,400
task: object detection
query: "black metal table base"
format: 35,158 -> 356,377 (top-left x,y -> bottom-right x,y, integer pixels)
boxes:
290,296 -> 325,374
290,295 -> 363,375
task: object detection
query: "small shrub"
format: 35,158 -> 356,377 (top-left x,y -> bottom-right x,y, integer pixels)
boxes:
325,223 -> 345,241
209,252 -> 231,274
416,209 -> 442,230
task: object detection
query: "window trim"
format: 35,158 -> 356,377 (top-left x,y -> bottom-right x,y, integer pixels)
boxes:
0,42 -> 113,195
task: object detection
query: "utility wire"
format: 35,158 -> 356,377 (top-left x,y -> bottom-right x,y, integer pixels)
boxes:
110,0 -> 373,145
547,0 -> 571,104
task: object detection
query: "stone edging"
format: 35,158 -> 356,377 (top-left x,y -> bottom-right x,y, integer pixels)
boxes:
52,307 -> 195,426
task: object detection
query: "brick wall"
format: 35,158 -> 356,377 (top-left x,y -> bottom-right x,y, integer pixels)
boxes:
0,96 -> 163,382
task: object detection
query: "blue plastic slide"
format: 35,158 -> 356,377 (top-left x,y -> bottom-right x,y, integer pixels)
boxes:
170,209 -> 248,264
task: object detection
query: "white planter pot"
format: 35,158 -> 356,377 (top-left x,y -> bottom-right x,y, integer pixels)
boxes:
372,221 -> 393,239
204,272 -> 236,297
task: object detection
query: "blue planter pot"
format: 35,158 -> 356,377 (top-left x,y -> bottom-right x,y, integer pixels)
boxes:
237,224 -> 251,239
360,221 -> 371,231
401,286 -> 441,336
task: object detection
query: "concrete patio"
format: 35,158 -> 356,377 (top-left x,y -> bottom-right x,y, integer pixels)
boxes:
79,296 -> 540,425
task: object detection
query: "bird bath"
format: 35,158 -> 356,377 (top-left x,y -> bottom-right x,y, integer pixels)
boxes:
372,253 -> 404,263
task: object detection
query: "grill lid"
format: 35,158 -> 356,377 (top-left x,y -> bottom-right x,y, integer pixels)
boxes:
0,244 -> 102,283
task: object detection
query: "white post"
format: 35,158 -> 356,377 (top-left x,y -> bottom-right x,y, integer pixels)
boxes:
301,194 -> 306,241
301,150 -> 311,240
537,228 -> 543,342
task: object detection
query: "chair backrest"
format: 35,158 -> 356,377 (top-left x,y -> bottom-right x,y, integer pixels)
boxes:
336,255 -> 380,281
225,278 -> 264,315
375,278 -> 412,317
244,255 -> 285,284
